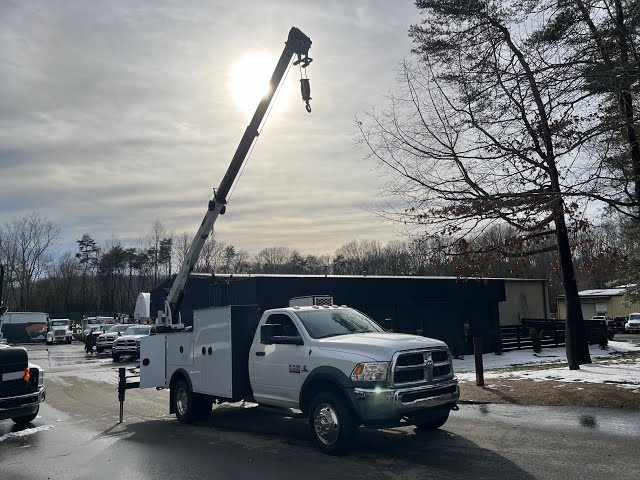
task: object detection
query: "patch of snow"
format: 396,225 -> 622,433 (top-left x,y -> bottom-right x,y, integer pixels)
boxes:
453,341 -> 639,373
0,425 -> 54,443
457,362 -> 640,390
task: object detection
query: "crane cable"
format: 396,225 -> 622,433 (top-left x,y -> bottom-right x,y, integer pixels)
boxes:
227,61 -> 294,202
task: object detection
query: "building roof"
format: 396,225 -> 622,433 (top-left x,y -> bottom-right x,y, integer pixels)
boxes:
187,273 -> 547,282
557,285 -> 636,299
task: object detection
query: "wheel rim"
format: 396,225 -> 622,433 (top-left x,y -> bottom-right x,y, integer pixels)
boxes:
176,387 -> 188,416
313,403 -> 340,446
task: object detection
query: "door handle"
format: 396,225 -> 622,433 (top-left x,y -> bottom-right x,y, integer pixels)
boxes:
255,351 -> 265,356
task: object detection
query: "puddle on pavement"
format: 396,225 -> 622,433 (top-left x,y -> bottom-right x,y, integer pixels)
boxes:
579,415 -> 598,429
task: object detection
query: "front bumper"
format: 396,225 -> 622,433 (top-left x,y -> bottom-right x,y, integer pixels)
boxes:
113,345 -> 139,356
354,378 -> 459,426
0,386 -> 46,420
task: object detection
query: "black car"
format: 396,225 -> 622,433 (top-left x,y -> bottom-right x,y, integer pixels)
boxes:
609,317 -> 627,333
0,345 -> 46,425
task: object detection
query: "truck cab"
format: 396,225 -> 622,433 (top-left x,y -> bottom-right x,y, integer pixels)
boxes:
0,344 -> 46,425
46,318 -> 73,345
141,302 -> 459,454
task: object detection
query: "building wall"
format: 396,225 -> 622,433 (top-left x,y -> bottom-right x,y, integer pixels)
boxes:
151,274 -> 507,355
499,280 -> 549,325
556,295 -> 640,319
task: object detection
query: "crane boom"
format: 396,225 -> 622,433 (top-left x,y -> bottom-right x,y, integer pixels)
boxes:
157,27 -> 313,328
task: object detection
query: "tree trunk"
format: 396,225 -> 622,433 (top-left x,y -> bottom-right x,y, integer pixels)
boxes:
554,206 -> 591,369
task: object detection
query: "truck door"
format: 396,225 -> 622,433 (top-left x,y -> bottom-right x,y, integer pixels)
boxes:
140,334 -> 166,388
249,313 -> 308,407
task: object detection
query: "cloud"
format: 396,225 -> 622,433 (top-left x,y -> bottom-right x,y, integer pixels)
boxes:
0,0 -> 417,255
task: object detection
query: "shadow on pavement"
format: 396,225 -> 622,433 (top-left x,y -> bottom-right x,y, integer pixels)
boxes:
108,405 -> 536,479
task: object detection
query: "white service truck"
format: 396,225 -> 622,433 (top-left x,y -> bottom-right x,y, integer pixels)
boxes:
136,27 -> 458,455
140,301 -> 459,454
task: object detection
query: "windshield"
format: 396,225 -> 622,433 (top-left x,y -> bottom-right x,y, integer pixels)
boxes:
51,320 -> 69,327
124,326 -> 151,336
294,308 -> 385,339
629,314 -> 640,321
108,325 -> 129,333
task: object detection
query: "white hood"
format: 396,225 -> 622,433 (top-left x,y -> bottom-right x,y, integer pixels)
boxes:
317,332 -> 448,362
116,334 -> 148,341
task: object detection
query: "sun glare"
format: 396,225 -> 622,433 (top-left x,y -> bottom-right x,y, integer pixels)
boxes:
230,52 -> 293,116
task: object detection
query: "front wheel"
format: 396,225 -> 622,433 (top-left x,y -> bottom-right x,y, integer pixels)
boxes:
112,353 -> 120,362
308,392 -> 356,455
414,411 -> 450,431
96,347 -> 103,353
12,407 -> 39,426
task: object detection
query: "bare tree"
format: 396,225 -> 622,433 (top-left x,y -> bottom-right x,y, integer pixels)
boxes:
146,219 -> 167,285
48,251 -> 79,316
0,213 -> 60,310
253,246 -> 295,273
357,1 -> 611,368
195,233 -> 226,273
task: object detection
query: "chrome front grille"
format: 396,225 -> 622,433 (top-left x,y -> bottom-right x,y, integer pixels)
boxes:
391,348 -> 452,387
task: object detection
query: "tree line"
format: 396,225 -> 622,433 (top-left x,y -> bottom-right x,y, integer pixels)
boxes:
0,212 -> 630,319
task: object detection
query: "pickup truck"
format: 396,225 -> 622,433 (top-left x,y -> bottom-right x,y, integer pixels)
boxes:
140,303 -> 459,455
112,325 -> 156,362
0,344 -> 46,425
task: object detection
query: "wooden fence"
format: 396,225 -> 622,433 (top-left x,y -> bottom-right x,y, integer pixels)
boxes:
499,319 -> 607,352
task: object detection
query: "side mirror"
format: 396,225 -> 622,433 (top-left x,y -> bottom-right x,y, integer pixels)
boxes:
261,324 -> 277,344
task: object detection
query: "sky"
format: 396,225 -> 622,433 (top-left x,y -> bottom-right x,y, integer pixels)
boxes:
0,0 -> 419,255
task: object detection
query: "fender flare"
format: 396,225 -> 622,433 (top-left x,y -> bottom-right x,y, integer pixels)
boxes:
299,366 -> 360,417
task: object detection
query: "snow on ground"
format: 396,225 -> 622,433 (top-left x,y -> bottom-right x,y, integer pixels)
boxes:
454,341 -> 640,391
0,425 -> 54,443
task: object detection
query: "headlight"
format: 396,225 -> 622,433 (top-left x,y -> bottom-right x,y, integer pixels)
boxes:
350,362 -> 389,382
38,370 -> 45,386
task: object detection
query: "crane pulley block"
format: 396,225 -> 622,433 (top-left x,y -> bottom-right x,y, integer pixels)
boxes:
300,78 -> 312,113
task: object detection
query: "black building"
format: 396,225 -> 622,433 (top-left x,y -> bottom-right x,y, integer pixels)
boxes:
150,274 -> 506,355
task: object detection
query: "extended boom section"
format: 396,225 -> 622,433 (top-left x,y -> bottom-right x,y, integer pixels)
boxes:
157,27 -> 313,329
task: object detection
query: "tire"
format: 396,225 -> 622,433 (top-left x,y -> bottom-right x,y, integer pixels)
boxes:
12,407 -> 39,426
308,391 -> 356,455
174,379 -> 198,424
414,411 -> 450,431
66,338 -> 72,344
112,353 -> 120,362
46,341 -> 52,346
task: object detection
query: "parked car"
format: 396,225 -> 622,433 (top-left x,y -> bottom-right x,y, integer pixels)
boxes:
83,324 -> 112,339
625,313 -> 640,333
96,325 -> 130,353
0,344 -> 46,425
609,317 -> 627,333
112,325 -> 156,362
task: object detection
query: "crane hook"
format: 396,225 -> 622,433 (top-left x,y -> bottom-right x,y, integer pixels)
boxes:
300,78 -> 312,113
